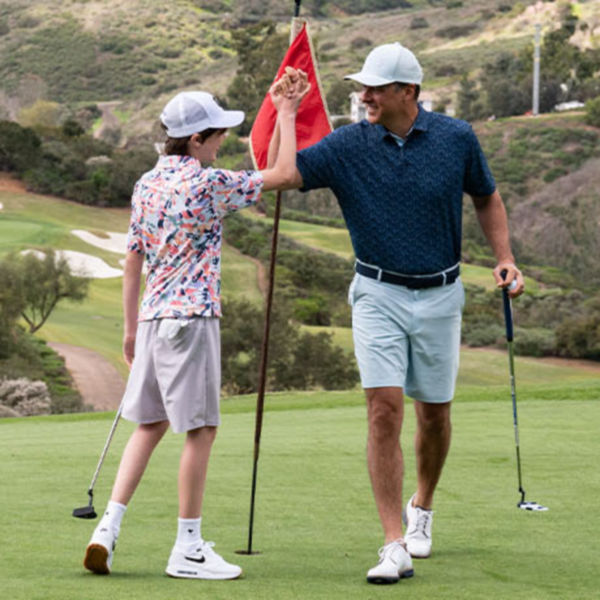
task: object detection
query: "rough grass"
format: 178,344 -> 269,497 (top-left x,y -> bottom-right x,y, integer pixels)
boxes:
0,390 -> 598,599
0,189 -> 262,375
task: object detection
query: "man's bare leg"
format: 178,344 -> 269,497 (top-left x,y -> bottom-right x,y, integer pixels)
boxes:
413,400 -> 451,510
366,386 -> 405,543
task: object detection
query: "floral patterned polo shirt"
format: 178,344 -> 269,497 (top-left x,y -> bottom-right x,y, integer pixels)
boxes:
126,155 -> 263,321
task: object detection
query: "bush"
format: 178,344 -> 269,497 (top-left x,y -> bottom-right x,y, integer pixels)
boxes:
350,37 -> 372,50
0,378 -> 52,416
410,17 -> 429,29
293,295 -> 331,326
463,324 -> 504,347
512,327 -> 556,357
584,96 -> 600,128
435,24 -> 478,39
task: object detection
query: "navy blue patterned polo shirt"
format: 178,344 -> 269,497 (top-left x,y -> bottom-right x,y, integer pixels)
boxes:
296,106 -> 496,274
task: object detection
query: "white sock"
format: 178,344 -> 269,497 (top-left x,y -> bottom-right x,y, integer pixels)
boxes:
176,517 -> 202,550
98,500 -> 127,535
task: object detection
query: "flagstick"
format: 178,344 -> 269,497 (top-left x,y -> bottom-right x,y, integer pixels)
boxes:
237,190 -> 282,556
237,2 -> 304,558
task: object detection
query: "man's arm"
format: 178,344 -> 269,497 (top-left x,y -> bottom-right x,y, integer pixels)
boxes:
122,251 -> 144,367
472,189 -> 524,298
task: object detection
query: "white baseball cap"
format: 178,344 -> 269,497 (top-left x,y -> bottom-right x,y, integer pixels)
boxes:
345,42 -> 423,86
160,91 -> 244,138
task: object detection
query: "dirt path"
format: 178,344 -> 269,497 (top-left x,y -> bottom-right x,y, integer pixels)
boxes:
49,343 -> 125,411
225,242 -> 268,298
0,172 -> 27,193
94,101 -> 123,142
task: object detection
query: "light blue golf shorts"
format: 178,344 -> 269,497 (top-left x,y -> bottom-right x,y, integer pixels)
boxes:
348,273 -> 465,403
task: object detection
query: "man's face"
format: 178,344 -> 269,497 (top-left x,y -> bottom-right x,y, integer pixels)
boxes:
359,83 -> 412,126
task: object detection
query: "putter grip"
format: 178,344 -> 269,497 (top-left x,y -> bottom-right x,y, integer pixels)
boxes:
501,270 -> 513,342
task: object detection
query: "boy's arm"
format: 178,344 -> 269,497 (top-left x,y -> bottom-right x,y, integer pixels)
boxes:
261,69 -> 306,190
122,251 -> 145,368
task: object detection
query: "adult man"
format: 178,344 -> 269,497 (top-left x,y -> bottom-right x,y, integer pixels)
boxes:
274,43 -> 524,583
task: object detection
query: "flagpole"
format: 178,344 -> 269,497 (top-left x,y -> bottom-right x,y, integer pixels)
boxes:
237,0 -> 303,557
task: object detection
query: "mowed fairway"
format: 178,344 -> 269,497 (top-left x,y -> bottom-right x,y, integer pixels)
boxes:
1,390 -> 599,600
0,188 -> 263,373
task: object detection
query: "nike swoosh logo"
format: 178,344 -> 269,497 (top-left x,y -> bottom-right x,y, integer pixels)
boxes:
184,555 -> 206,563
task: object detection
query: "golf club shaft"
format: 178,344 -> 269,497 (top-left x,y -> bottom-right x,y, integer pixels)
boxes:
87,401 -> 124,495
502,286 -> 526,501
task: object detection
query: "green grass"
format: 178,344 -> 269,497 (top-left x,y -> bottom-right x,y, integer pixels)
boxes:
0,390 -> 598,599
1,188 -> 262,373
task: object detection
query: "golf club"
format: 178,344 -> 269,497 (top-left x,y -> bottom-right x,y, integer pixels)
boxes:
72,401 -> 124,519
501,271 -> 548,512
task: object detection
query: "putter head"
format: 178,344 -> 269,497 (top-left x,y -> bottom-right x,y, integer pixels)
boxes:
73,503 -> 97,519
518,501 -> 548,512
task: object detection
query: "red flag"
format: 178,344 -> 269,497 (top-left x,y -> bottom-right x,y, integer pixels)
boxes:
249,22 -> 332,170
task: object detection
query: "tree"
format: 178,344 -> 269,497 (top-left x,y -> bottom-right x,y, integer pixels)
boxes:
18,250 -> 89,334
18,99 -> 63,128
326,79 -> 355,115
585,96 -> 600,128
0,120 -> 41,172
0,257 -> 25,357
226,21 -> 288,135
455,75 -> 486,122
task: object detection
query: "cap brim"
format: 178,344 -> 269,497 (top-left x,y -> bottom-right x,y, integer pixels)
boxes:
344,72 -> 394,86
212,110 -> 245,129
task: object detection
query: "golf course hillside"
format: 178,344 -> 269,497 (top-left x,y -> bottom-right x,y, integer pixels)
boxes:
1,1 -> 598,143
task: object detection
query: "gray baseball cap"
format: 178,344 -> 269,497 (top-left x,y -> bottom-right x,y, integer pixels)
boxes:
160,91 -> 244,138
345,42 -> 423,86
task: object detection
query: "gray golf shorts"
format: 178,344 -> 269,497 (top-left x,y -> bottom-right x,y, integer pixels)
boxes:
348,273 -> 465,403
121,317 -> 221,433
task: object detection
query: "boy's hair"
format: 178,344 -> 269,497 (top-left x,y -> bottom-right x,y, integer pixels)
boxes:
160,123 -> 227,156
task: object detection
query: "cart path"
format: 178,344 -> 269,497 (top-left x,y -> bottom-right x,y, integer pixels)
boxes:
49,343 -> 125,411
0,172 -> 27,193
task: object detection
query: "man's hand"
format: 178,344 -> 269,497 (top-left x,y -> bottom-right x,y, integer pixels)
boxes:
123,335 -> 136,368
269,67 -> 310,112
493,262 -> 524,298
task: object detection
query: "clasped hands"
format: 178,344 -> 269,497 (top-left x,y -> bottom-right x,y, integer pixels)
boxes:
269,66 -> 311,112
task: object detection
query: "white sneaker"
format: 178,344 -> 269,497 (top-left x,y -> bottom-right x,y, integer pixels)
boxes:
83,525 -> 118,574
165,540 -> 242,580
366,539 -> 414,584
404,493 -> 433,558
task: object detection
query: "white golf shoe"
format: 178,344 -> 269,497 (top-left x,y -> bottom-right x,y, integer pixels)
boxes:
404,493 -> 433,558
366,539 -> 414,584
165,540 -> 242,580
83,525 -> 118,574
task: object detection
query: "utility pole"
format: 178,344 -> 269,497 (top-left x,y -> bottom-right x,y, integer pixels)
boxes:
532,22 -> 541,116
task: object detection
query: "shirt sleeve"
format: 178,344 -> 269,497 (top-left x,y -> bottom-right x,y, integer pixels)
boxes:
208,169 -> 264,218
296,132 -> 337,192
463,126 -> 496,197
126,184 -> 145,255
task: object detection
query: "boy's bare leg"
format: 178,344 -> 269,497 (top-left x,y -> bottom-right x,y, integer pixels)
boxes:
178,426 -> 218,518
111,421 -> 170,505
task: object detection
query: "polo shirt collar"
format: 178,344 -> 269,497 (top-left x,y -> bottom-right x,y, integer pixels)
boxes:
374,104 -> 430,142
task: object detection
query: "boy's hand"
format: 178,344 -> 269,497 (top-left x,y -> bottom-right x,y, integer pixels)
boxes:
123,335 -> 136,368
270,67 -> 310,113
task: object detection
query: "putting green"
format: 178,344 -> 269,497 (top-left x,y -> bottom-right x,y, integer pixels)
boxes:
0,393 -> 598,599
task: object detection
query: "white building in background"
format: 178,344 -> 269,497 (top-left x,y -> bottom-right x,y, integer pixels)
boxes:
349,92 -> 434,123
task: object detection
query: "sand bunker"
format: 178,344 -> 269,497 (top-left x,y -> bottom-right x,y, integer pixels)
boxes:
21,249 -> 123,279
72,230 -> 128,254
